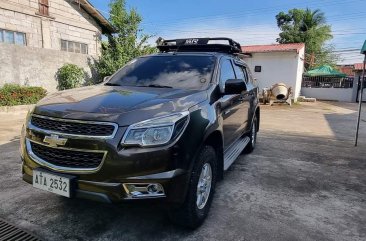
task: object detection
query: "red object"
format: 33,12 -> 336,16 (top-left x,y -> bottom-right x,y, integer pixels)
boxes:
354,63 -> 365,71
241,43 -> 305,54
338,65 -> 354,76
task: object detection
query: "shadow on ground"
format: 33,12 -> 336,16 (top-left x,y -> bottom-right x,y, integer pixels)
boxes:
0,140 -> 193,240
321,102 -> 366,144
1,128 -> 366,240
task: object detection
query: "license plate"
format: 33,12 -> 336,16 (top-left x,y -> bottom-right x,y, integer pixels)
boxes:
33,170 -> 71,197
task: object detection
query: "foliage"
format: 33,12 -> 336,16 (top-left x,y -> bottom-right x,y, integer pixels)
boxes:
56,64 -> 85,90
276,8 -> 339,69
0,84 -> 47,106
94,0 -> 156,78
313,45 -> 340,68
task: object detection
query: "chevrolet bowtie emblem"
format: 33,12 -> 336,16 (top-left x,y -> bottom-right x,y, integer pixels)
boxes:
43,134 -> 67,147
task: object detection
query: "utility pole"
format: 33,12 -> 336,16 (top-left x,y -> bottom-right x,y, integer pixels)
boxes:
355,40 -> 366,146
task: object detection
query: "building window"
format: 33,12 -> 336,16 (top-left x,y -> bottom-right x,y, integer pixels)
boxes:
0,29 -> 26,46
39,0 -> 49,16
61,40 -> 88,54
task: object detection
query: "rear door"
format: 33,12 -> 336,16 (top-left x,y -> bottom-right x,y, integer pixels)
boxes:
232,62 -> 250,134
242,64 -> 258,132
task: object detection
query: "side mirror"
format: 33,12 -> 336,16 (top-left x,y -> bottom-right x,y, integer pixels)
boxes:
224,79 -> 247,95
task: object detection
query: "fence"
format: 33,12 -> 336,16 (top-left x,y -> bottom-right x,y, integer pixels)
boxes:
302,76 -> 354,88
356,76 -> 366,102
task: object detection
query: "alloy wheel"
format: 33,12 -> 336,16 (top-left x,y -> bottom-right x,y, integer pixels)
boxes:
196,163 -> 212,209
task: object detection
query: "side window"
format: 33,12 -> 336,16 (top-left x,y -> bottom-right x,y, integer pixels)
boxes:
243,66 -> 253,85
61,39 -> 88,54
0,29 -> 26,46
219,59 -> 236,91
233,64 -> 248,83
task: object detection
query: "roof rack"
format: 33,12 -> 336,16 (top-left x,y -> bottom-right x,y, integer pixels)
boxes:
157,37 -> 242,54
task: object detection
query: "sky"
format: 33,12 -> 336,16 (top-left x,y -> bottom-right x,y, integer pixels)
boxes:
89,0 -> 366,65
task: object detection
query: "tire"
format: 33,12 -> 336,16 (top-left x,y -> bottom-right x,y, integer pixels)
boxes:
243,115 -> 257,154
168,145 -> 217,229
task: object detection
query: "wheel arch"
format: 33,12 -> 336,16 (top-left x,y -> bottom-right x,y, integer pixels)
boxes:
202,130 -> 224,180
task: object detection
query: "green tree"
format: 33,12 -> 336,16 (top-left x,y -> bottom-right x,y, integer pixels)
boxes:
95,0 -> 156,78
276,8 -> 339,69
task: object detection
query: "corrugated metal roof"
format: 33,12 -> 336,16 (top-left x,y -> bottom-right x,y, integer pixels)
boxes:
338,65 -> 354,76
241,43 -> 305,54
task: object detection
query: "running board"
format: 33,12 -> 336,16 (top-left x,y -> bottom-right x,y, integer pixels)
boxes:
223,136 -> 250,170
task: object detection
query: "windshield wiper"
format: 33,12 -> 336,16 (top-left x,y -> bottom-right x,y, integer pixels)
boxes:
136,84 -> 173,88
104,82 -> 121,86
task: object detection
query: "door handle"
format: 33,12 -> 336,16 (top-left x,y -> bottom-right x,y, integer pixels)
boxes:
239,94 -> 248,101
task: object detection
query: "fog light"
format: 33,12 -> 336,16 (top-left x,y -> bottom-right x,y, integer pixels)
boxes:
123,183 -> 165,198
147,184 -> 161,194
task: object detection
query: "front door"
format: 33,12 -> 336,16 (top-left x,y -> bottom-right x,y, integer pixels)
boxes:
219,58 -> 248,149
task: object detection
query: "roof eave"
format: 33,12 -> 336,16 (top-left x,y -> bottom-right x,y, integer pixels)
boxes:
241,43 -> 305,54
80,0 -> 115,34
243,50 -> 300,54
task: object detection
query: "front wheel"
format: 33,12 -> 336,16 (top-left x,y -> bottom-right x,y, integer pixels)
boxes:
168,145 -> 217,229
243,116 -> 257,153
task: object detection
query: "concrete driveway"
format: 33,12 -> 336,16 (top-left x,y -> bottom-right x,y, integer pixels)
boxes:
0,101 -> 365,241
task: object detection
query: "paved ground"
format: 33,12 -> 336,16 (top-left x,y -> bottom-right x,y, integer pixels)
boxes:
0,101 -> 366,241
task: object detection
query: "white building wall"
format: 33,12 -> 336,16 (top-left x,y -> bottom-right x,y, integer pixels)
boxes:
301,72 -> 363,103
295,47 -> 305,99
301,88 -> 354,102
244,50 -> 304,99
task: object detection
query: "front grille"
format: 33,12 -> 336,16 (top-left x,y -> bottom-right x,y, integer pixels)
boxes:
31,115 -> 116,137
30,142 -> 104,169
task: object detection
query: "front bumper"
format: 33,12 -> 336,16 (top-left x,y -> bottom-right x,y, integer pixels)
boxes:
22,162 -> 188,204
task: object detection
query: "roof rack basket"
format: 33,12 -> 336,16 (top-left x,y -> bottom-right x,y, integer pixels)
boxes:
157,37 -> 242,54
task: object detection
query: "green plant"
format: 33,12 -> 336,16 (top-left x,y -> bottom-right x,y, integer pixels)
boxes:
56,64 -> 85,90
0,84 -> 47,106
276,8 -> 339,69
95,0 -> 157,78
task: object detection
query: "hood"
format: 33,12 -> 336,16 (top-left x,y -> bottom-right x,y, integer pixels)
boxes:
34,85 -> 207,126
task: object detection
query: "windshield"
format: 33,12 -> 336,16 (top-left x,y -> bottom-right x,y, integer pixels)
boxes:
107,55 -> 216,90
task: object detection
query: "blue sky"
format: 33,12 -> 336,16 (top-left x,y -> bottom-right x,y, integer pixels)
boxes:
89,0 -> 366,64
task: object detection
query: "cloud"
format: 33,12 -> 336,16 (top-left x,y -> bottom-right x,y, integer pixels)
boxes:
146,20 -> 280,46
144,19 -> 364,64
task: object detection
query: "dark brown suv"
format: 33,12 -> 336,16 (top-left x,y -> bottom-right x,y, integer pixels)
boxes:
21,37 -> 260,228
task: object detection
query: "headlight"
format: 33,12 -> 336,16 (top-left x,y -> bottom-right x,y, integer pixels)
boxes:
121,111 -> 190,147
20,106 -> 35,157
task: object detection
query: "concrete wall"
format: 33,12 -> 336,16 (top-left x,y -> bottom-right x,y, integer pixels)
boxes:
0,43 -> 96,92
0,0 -> 102,55
301,88 -> 354,102
302,73 -> 364,103
295,48 -> 305,100
0,0 -> 104,92
244,49 -> 305,99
